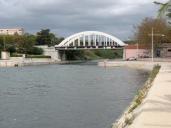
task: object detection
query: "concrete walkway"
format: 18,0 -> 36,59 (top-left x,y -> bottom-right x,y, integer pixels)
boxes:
129,63 -> 171,128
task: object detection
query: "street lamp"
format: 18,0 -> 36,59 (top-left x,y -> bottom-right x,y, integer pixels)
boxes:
3,35 -> 6,51
0,32 -> 6,51
148,27 -> 165,62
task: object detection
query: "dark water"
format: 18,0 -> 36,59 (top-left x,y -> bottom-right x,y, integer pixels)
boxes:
0,64 -> 148,128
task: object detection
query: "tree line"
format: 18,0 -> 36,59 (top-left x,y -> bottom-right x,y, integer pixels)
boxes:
131,1 -> 171,48
0,29 -> 64,55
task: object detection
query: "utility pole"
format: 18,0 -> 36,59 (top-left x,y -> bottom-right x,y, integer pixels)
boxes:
3,35 -> 6,51
149,28 -> 165,62
137,42 -> 139,59
151,27 -> 154,62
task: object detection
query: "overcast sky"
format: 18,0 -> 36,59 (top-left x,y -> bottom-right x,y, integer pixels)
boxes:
0,0 -> 168,40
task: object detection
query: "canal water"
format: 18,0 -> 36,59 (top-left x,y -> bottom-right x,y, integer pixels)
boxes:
0,64 -> 148,128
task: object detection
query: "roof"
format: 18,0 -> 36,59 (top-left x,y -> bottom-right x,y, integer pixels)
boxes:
125,44 -> 150,49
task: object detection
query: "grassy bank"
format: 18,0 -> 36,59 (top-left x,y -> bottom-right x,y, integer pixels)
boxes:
113,65 -> 161,128
65,49 -> 123,60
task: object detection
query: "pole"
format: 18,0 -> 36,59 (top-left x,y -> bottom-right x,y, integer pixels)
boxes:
137,42 -> 139,59
3,35 -> 6,51
152,27 -> 154,62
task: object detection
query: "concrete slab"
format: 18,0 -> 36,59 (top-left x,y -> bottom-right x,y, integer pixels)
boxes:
129,63 -> 171,128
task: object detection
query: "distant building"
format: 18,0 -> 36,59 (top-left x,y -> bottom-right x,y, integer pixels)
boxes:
124,43 -> 171,59
158,43 -> 171,58
0,28 -> 24,35
124,44 -> 150,59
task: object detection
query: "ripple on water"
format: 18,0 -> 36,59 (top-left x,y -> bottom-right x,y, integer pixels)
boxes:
0,65 -> 149,128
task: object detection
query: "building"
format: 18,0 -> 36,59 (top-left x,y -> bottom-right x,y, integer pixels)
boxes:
124,43 -> 171,59
159,43 -> 171,58
124,44 -> 150,59
0,28 -> 24,35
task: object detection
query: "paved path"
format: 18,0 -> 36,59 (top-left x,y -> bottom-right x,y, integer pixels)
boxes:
129,63 -> 171,128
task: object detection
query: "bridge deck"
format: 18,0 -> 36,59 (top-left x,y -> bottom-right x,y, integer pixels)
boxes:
55,46 -> 124,50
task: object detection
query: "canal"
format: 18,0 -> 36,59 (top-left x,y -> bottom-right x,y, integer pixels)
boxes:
0,64 -> 148,128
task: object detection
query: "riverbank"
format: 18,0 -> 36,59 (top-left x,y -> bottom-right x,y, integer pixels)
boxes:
101,60 -> 171,128
0,58 -> 87,67
98,60 -> 171,71
128,63 -> 171,128
112,65 -> 161,128
0,58 -> 57,67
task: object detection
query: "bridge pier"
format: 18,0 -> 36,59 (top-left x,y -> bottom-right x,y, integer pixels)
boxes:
57,50 -> 66,61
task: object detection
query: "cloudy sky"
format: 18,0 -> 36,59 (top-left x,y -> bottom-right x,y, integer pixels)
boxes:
0,0 -> 168,40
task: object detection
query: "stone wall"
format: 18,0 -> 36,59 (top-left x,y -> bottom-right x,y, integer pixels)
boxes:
35,45 -> 61,61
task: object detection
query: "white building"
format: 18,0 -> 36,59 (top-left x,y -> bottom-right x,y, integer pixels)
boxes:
0,28 -> 24,35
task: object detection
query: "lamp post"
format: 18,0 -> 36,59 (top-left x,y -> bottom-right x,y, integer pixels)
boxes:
151,28 -> 154,62
137,42 -> 139,59
149,28 -> 165,62
3,35 -> 6,51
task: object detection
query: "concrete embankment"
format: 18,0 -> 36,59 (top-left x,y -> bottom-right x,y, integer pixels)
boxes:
99,60 -> 171,128
128,63 -> 171,128
0,58 -> 56,67
0,57 -> 87,67
98,61 -> 170,71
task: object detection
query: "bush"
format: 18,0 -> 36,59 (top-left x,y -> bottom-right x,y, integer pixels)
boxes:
26,55 -> 51,58
94,49 -> 123,59
11,53 -> 23,57
65,50 -> 85,60
7,46 -> 16,53
27,47 -> 43,55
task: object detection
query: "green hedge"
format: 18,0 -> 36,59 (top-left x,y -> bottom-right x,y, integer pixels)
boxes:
11,53 -> 23,57
26,55 -> 51,58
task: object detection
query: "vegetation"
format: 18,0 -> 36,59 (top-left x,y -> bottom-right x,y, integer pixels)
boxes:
134,18 -> 170,47
11,53 -> 23,57
133,1 -> 171,48
36,29 -> 64,46
26,55 -> 51,58
0,29 -> 64,58
65,49 -> 123,60
154,1 -> 171,21
0,34 -> 37,54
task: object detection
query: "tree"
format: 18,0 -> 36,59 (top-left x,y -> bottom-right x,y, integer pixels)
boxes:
36,29 -> 64,46
13,34 -> 36,54
134,18 -> 170,48
36,29 -> 51,45
0,35 -> 16,52
154,1 -> 171,23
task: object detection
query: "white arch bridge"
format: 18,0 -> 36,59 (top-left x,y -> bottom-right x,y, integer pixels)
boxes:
53,31 -> 127,61
55,31 -> 126,50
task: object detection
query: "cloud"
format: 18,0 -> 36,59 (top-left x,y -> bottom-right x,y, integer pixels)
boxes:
0,0 -> 162,40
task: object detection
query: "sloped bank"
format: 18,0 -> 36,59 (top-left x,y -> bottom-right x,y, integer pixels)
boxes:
112,65 -> 161,128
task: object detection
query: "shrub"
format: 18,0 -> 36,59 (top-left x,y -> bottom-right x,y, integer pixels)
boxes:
7,46 -> 16,53
26,55 -> 51,58
27,47 -> 43,55
11,53 -> 23,57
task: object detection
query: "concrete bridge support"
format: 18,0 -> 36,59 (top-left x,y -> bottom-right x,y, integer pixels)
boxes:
57,50 -> 66,61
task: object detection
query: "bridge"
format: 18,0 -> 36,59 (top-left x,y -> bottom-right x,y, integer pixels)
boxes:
54,31 -> 127,61
55,31 -> 126,50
